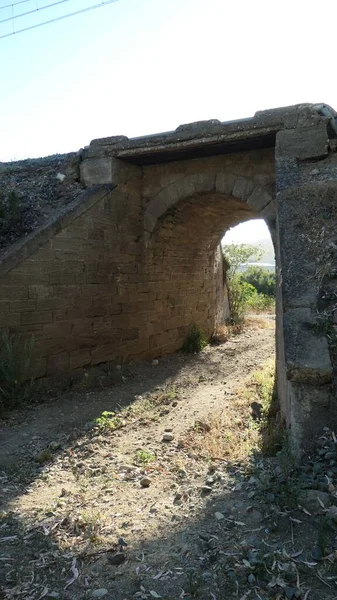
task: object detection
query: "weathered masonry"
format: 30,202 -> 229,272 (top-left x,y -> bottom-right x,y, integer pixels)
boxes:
1,103 -> 337,449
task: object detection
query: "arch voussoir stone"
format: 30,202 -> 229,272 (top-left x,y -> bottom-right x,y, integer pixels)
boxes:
247,185 -> 273,212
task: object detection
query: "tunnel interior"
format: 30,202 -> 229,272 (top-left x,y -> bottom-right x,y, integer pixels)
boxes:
144,190 -> 276,355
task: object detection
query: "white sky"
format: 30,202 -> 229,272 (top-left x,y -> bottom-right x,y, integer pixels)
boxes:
222,219 -> 270,245
1,0 -> 335,242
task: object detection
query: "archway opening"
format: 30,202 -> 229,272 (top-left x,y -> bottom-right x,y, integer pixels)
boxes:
222,218 -> 276,322
145,191 -> 277,355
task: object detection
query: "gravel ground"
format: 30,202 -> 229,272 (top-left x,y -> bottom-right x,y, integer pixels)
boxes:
1,319 -> 337,600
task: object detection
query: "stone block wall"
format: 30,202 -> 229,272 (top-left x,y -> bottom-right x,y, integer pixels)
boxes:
0,177 -> 147,377
275,119 -> 337,448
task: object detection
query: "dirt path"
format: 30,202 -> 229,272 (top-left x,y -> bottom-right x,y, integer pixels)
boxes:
1,319 -> 337,600
0,321 -> 274,469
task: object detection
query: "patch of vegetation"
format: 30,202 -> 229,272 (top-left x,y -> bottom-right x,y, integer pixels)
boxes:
0,329 -> 35,412
181,323 -> 207,353
134,448 -> 156,465
94,410 -> 124,431
241,265 -> 276,297
223,244 -> 276,323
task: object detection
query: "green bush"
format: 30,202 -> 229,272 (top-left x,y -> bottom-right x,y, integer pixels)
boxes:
245,289 -> 275,313
181,324 -> 207,353
240,266 -> 276,297
227,276 -> 256,324
0,330 -> 35,411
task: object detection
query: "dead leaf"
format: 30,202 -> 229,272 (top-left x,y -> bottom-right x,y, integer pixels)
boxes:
64,557 -> 79,590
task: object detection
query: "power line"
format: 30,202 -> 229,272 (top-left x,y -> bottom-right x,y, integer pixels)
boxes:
0,0 -> 74,25
0,0 -> 32,12
0,0 -> 120,38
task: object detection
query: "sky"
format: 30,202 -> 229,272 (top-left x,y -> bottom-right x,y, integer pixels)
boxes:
1,0 -> 336,242
222,219 -> 270,245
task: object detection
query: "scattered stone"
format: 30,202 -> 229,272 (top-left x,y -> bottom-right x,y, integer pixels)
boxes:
301,490 -> 331,513
178,468 -> 187,477
92,589 -> 108,599
107,552 -> 126,565
284,586 -> 297,599
152,359 -> 159,366
247,574 -> 256,584
162,433 -> 174,442
311,546 -> 323,561
214,512 -> 225,520
201,485 -> 213,494
140,476 -> 152,488
328,505 -> 337,522
49,441 -> 61,451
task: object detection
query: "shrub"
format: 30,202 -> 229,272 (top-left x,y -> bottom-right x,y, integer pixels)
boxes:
240,265 -> 276,297
181,324 -> 207,353
0,330 -> 35,411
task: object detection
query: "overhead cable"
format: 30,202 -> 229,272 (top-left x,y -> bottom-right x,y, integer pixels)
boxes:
0,0 -> 32,12
0,0 -> 73,25
0,0 -> 120,39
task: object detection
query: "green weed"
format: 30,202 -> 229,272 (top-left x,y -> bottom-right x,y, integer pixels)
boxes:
181,324 -> 207,353
134,449 -> 156,465
94,410 -> 124,431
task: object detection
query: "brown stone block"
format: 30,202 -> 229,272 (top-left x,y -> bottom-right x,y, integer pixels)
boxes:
122,328 -> 139,341
72,319 -> 93,336
50,273 -> 77,285
32,357 -> 47,379
126,312 -> 150,326
81,284 -> 99,296
122,302 -> 149,314
92,294 -> 113,308
10,300 -> 36,313
34,337 -> 70,357
29,285 -> 53,300
85,307 -> 108,318
125,338 -> 150,354
0,312 -> 21,328
21,311 -> 53,326
70,348 -> 91,370
110,314 -> 130,328
0,286 -> 29,301
27,248 -> 56,262
91,343 -> 118,365
75,295 -> 93,308
50,285 -> 81,298
14,324 -> 44,334
47,352 -> 70,375
43,321 -> 73,338
36,297 -> 75,311
128,292 -> 149,303
52,238 -> 83,252
92,316 -> 112,333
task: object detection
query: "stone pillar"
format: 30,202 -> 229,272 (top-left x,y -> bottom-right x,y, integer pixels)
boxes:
275,110 -> 337,452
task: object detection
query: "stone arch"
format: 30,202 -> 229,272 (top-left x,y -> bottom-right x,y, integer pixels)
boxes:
143,185 -> 276,355
144,171 -> 275,235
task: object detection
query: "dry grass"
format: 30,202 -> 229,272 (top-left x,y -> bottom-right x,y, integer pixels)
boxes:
179,358 -> 276,463
211,323 -> 244,344
244,315 -> 275,329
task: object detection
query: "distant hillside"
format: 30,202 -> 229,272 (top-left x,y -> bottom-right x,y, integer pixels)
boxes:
222,236 -> 275,269
250,237 -> 275,265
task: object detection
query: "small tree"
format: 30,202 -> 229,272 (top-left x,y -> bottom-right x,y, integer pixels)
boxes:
223,243 -> 263,324
241,265 -> 276,297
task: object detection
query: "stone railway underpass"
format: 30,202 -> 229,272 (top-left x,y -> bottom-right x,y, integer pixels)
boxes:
1,103 -> 337,451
